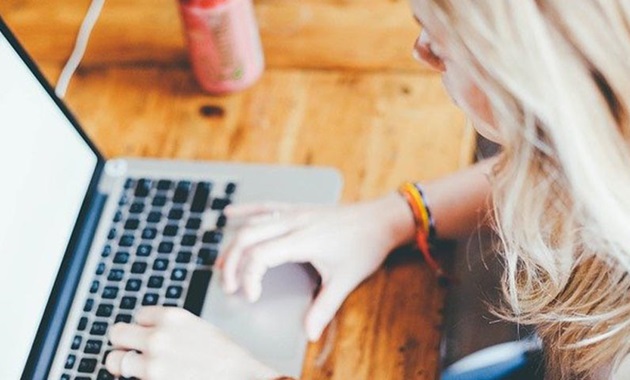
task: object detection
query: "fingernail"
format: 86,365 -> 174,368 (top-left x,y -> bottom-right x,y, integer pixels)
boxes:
223,282 -> 236,294
306,320 -> 322,342
307,327 -> 321,342
215,257 -> 224,268
247,286 -> 261,303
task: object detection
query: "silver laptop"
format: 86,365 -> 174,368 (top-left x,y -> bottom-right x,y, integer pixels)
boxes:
0,18 -> 342,380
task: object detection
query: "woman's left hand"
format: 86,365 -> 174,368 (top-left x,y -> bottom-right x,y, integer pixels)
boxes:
105,306 -> 280,380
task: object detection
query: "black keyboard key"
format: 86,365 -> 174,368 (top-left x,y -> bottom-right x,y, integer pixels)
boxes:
84,299 -> 94,312
129,202 -> 145,214
113,251 -> 130,264
98,368 -> 115,380
157,180 -> 172,191
119,235 -> 135,247
137,244 -> 152,257
142,227 -> 158,240
181,234 -> 197,247
178,180 -> 192,188
225,182 -> 237,194
102,287 -> 119,299
171,268 -> 187,281
120,296 -> 137,310
147,211 -> 162,223
118,194 -> 129,206
71,335 -> 82,350
90,322 -> 108,336
96,263 -> 106,275
124,178 -> 135,189
176,251 -> 192,264
78,358 -> 98,373
153,259 -> 169,271
202,230 -> 223,244
186,218 -> 202,230
61,374 -> 70,380
142,293 -> 159,305
191,182 -> 211,212
198,247 -> 218,265
102,245 -> 112,257
124,219 -> 140,230
125,278 -> 142,291
131,262 -> 148,274
113,210 -> 123,223
90,280 -> 100,294
163,224 -> 179,237
96,304 -> 114,317
184,269 -> 212,316
168,208 -> 184,220
216,214 -> 228,228
173,182 -> 191,203
163,303 -> 178,307
158,242 -> 174,254
166,286 -> 183,299
64,354 -> 76,369
115,314 -> 132,324
148,275 -> 164,288
84,340 -> 102,355
107,228 -> 117,240
107,269 -> 124,282
134,179 -> 152,198
211,198 -> 231,210
152,195 -> 167,207
78,317 -> 88,331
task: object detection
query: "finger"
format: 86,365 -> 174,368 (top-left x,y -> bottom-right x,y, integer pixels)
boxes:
109,322 -> 152,351
221,220 -> 298,294
305,280 -> 353,342
134,306 -> 170,327
106,350 -> 147,379
224,202 -> 292,218
240,234 -> 307,302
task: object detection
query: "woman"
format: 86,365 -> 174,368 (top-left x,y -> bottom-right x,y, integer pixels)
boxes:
105,0 -> 630,379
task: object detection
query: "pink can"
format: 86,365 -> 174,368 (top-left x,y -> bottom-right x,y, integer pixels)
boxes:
178,0 -> 265,94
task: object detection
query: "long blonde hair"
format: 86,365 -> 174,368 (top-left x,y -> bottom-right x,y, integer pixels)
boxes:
419,1 -> 630,378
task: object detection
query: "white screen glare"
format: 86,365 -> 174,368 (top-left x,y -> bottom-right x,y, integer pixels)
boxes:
0,33 -> 98,379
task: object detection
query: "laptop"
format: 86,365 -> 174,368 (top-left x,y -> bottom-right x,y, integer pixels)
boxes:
0,18 -> 342,380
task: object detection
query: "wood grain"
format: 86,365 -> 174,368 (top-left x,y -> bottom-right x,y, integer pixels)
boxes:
1,0 -> 475,378
2,0 -> 425,72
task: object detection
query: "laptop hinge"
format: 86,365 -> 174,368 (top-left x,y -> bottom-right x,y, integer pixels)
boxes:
22,167 -> 109,380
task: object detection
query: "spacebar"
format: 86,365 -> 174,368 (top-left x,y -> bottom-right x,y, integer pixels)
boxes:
183,269 -> 212,316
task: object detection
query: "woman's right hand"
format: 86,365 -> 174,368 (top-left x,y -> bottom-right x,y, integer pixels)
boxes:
218,193 -> 415,342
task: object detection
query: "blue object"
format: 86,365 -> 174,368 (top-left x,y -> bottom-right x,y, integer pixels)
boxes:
442,337 -> 543,380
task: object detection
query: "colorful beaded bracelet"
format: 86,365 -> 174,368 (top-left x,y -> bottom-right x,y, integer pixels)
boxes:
398,182 -> 447,282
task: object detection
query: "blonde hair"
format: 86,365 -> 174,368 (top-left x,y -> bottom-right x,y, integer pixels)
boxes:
419,1 -> 630,378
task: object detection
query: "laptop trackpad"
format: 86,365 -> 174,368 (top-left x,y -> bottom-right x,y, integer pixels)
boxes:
200,264 -> 317,377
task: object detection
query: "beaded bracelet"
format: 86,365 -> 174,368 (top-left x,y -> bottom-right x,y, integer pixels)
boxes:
398,182 -> 447,282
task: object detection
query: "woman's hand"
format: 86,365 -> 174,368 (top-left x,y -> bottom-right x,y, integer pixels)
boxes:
219,193 -> 415,342
105,307 -> 279,380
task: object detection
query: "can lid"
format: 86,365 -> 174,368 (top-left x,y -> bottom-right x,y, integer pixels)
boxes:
181,0 -> 228,7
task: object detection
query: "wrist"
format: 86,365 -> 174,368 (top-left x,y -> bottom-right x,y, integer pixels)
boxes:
371,192 -> 417,251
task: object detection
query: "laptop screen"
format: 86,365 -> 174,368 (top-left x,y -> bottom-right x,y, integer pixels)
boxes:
0,32 -> 99,378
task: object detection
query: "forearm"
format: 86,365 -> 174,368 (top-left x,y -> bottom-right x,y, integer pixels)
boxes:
422,156 -> 496,240
378,157 -> 497,250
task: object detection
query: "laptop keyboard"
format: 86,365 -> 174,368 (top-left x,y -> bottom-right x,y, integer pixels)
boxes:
60,177 -> 237,380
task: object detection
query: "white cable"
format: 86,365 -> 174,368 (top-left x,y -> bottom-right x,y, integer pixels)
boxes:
55,0 -> 105,99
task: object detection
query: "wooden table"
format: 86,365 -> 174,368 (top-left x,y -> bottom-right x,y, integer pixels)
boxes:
1,0 -> 474,378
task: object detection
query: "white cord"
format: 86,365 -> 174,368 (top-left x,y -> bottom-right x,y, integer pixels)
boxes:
55,0 -> 105,99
